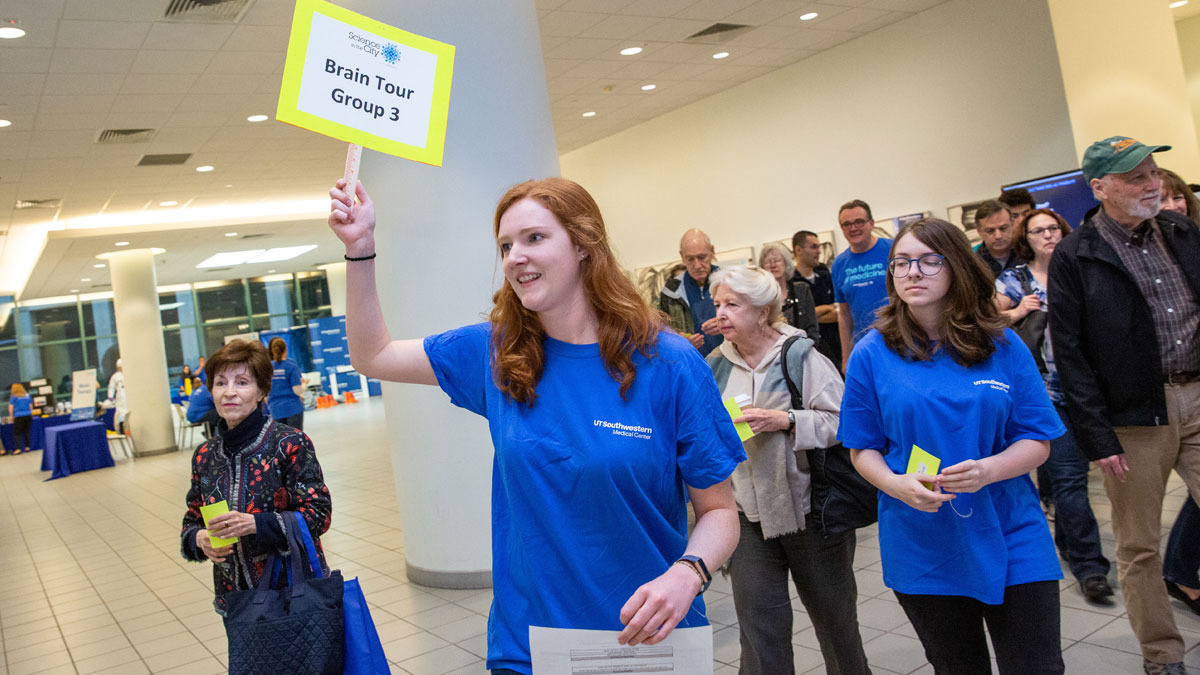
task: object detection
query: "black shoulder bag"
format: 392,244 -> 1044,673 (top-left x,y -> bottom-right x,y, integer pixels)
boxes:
1011,267 -> 1048,373
780,335 -> 878,534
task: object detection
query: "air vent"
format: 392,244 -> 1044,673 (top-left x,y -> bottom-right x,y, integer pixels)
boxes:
97,128 -> 157,144
15,198 -> 62,210
163,0 -> 255,23
90,284 -> 109,289
204,267 -> 233,272
240,233 -> 270,239
686,23 -> 754,44
138,153 -> 192,166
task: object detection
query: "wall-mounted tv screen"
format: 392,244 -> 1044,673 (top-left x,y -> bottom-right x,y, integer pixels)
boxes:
1002,169 -> 1099,229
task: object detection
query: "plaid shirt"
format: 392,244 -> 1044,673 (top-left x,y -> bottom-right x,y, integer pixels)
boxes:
1094,208 -> 1200,375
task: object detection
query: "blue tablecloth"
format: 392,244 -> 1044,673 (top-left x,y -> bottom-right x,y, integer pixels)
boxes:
1,414 -> 72,453
41,421 -> 112,480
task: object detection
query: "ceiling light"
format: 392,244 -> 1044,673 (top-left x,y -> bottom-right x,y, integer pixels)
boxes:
1170,0 -> 1188,7
619,46 -> 643,56
93,263 -> 105,269
0,120 -> 11,128
247,114 -> 269,122
95,248 -> 164,260
69,289 -> 79,293
247,245 -> 318,264
81,277 -> 91,282
641,84 -> 657,91
0,22 -> 25,39
267,269 -> 276,274
196,250 -> 266,268
159,200 -> 178,207
582,111 -> 597,118
800,12 -> 819,20
115,241 -> 129,246
713,52 -> 730,60
225,232 -> 238,237
195,165 -> 214,172
20,295 -> 79,308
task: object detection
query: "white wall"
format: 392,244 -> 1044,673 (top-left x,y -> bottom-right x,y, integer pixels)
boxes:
1177,13 -> 1200,162
560,0 -> 1078,268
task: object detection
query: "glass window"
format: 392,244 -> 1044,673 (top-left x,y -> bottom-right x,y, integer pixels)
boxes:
0,349 -> 19,407
86,337 -> 121,399
303,306 -> 333,322
202,321 -> 252,360
298,272 -> 330,313
159,289 -> 198,329
19,302 -> 82,343
0,298 -> 16,347
82,298 -> 117,337
249,277 -> 296,316
20,341 -> 84,400
196,281 -> 247,321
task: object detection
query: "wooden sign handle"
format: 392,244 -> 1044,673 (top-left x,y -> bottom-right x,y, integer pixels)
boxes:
344,143 -> 363,203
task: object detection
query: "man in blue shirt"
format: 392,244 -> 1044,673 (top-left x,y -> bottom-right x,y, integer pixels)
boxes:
832,200 -> 891,370
185,378 -> 218,437
658,229 -> 723,356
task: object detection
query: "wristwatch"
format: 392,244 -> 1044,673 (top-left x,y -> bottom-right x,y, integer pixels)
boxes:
674,554 -> 712,594
787,410 -> 796,432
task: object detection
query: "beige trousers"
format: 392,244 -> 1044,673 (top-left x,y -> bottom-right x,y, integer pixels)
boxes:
1107,381 -> 1200,664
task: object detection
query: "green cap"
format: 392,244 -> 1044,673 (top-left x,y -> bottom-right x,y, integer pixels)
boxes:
1081,136 -> 1171,183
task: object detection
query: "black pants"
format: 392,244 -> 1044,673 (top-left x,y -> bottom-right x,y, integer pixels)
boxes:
12,415 -> 32,451
730,513 -> 871,675
893,580 -> 1064,674
278,412 -> 304,431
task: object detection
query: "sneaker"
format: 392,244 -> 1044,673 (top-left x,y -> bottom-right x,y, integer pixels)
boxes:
1143,659 -> 1185,674
1081,575 -> 1114,604
1164,579 -> 1200,616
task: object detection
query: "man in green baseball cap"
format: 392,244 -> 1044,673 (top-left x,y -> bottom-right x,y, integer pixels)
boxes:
1050,135 -> 1200,675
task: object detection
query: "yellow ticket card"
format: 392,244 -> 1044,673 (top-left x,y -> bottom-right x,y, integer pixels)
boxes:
199,500 -> 239,548
906,445 -> 941,490
723,397 -> 754,442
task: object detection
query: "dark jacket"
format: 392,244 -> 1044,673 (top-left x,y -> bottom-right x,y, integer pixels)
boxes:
783,280 -> 820,342
1047,208 -> 1200,461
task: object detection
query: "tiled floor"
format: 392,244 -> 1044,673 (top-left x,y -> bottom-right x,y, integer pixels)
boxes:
2,397 -> 1200,674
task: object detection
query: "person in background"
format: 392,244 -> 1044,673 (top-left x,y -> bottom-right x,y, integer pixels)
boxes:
195,355 -> 207,382
759,243 -> 819,341
107,358 -> 127,432
267,338 -> 307,430
706,265 -> 871,675
180,339 -> 332,624
999,187 -> 1037,224
659,229 -> 724,356
328,176 -> 744,675
972,200 -> 1020,278
832,199 -> 891,371
792,229 -> 842,367
179,365 -> 194,396
842,217 -> 1065,674
994,209 -> 1113,604
186,376 -> 218,438
1158,168 -> 1200,224
6,383 -> 33,455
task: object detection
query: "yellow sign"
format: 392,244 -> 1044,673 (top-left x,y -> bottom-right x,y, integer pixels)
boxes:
723,398 -> 755,442
277,0 -> 456,166
200,500 -> 240,548
905,444 -> 941,490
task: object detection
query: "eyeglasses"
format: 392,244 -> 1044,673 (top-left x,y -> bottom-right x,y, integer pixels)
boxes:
840,218 -> 870,229
888,254 -> 945,278
1027,226 -> 1061,238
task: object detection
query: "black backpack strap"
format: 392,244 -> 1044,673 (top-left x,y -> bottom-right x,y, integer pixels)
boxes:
780,335 -> 813,411
1016,265 -> 1035,296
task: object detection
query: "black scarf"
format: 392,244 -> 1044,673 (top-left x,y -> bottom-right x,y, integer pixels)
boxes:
216,406 -> 267,457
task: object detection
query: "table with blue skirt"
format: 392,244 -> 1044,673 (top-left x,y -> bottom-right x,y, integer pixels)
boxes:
1,409 -> 115,453
41,421 -> 112,480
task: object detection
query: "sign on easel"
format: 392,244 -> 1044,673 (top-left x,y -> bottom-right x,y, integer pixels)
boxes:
70,369 -> 97,421
276,0 -> 456,168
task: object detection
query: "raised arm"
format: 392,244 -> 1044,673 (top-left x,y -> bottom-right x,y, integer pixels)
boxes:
328,179 -> 437,385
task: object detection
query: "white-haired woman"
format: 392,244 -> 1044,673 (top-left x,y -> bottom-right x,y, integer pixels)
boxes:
706,265 -> 871,675
759,243 -> 819,340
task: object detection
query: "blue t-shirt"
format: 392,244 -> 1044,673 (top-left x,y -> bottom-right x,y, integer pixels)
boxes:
186,385 -> 214,424
838,329 -> 1064,604
995,266 -> 1062,404
267,359 -> 304,419
10,395 -> 32,418
424,324 -> 746,674
832,238 -> 892,344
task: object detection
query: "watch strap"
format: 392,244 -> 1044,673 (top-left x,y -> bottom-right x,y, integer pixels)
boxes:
675,554 -> 712,594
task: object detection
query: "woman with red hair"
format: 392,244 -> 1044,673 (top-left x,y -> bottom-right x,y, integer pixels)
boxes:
328,177 -> 744,675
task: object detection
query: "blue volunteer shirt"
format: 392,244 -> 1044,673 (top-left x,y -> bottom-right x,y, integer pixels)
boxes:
683,267 -> 722,357
838,329 -> 1064,604
267,359 -> 305,420
832,238 -> 892,344
10,395 -> 32,418
186,384 -> 214,424
424,324 -> 746,674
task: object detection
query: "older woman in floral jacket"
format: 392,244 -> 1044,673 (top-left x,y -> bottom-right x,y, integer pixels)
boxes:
180,339 -> 332,614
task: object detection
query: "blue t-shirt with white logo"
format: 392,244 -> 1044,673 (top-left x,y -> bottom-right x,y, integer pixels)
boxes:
838,329 -> 1064,604
424,324 -> 746,674
10,395 -> 32,418
267,359 -> 304,420
832,237 -> 892,344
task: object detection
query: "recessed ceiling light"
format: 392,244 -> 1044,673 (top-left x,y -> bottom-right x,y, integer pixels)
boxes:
582,111 -> 597,118
69,289 -> 79,293
619,47 -> 643,56
0,24 -> 25,40
195,165 -> 214,172
225,184 -> 233,188
641,84 -> 657,91
1170,0 -> 1188,7
267,269 -> 276,273
247,114 -> 269,122
247,245 -> 319,264
159,200 -> 178,207
713,52 -> 730,60
0,120 -> 11,128
225,232 -> 238,237
115,241 -> 129,246
81,277 -> 91,282
93,263 -> 105,269
800,12 -> 819,20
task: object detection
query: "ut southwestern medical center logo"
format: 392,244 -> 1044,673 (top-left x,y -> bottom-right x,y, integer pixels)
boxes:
347,31 -> 400,67
594,419 -> 654,440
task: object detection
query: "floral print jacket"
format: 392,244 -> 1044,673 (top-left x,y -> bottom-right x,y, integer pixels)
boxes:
180,417 -> 332,613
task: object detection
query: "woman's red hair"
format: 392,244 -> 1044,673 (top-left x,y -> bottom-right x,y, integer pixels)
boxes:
490,178 -> 662,406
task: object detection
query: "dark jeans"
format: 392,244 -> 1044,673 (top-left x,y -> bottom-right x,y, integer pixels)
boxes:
1044,404 -> 1110,582
1165,495 -> 1200,588
12,415 -> 32,451
894,580 -> 1064,675
729,512 -> 871,675
278,412 -> 304,431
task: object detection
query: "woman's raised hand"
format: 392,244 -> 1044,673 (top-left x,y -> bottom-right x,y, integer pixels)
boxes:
328,179 -> 377,258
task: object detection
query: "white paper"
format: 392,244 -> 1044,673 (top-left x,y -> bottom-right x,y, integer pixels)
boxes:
530,625 -> 712,674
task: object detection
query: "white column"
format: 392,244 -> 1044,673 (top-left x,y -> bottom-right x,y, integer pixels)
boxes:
323,262 -> 347,317
347,0 -> 558,588
108,249 -> 175,456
